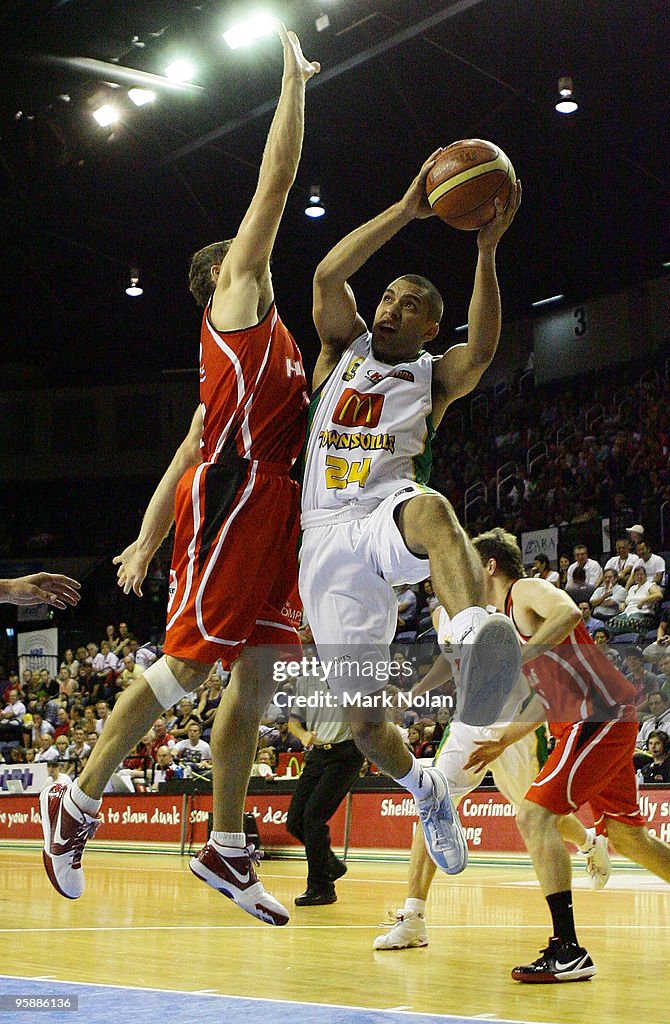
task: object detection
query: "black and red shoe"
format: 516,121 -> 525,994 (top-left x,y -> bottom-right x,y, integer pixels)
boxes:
190,841 -> 289,926
512,937 -> 596,983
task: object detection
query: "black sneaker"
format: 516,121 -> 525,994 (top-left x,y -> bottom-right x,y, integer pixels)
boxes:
294,887 -> 337,906
328,853 -> 347,881
512,937 -> 596,983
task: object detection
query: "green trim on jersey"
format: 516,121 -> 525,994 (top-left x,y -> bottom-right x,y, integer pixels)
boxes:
411,412 -> 435,485
534,724 -> 549,769
433,719 -> 451,763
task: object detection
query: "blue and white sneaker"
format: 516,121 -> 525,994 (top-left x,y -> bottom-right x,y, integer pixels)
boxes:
417,767 -> 468,875
457,613 -> 522,727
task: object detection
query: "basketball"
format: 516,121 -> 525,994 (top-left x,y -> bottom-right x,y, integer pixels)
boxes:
426,139 -> 515,230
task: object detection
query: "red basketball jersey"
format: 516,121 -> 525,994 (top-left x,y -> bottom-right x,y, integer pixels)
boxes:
505,586 -> 637,736
198,302 -> 308,467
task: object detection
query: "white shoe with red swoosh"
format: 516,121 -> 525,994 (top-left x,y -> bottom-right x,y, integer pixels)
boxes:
40,783 -> 101,899
189,841 -> 289,925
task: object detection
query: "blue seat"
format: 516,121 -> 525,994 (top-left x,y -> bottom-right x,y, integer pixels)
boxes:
611,632 -> 639,644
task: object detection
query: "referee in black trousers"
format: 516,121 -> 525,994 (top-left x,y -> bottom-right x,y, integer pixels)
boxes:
287,671 -> 364,906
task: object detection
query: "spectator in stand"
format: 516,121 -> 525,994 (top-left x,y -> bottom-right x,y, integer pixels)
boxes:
86,731 -> 98,750
604,538 -> 637,586
66,726 -> 91,772
593,626 -> 612,646
54,735 -> 70,763
630,540 -> 666,589
627,524 -> 645,554
35,734 -> 59,763
149,717 -> 175,761
196,672 -> 224,741
0,687 -> 26,746
396,584 -> 417,634
47,759 -> 73,787
590,568 -> 628,622
104,624 -> 120,650
95,701 -> 111,734
624,649 -> 661,713
171,697 -> 202,740
76,663 -> 94,704
53,708 -> 70,739
269,714 -> 303,754
117,655 -> 143,690
406,722 -> 428,758
637,693 -> 670,749
82,707 -> 97,733
111,622 -> 135,658
152,745 -> 177,788
532,553 -> 560,586
608,565 -> 663,635
644,611 -> 670,664
60,649 -> 80,679
417,579 -> 440,632
90,641 -> 120,703
640,731 -> 670,784
558,554 -> 570,590
250,747 -> 277,779
566,545 -> 602,602
56,665 -> 76,701
174,721 -> 212,769
30,711 -> 54,747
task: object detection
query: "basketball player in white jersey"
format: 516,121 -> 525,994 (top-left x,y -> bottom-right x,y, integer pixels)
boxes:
299,155 -> 522,875
374,547 -> 611,951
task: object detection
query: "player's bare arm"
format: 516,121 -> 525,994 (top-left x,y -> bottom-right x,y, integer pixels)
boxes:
431,179 -> 521,427
0,573 -> 81,609
113,406 -> 203,597
312,150 -> 443,388
210,25 -> 319,334
511,576 -> 581,665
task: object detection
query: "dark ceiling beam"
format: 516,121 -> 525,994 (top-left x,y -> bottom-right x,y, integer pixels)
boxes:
159,0 -> 492,167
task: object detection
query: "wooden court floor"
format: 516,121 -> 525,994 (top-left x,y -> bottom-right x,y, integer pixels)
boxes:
2,848 -> 668,1024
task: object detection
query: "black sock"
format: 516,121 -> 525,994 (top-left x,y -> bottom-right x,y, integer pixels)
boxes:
546,890 -> 578,946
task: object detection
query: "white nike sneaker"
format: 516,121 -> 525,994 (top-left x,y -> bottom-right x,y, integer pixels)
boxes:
457,613 -> 522,727
417,767 -> 468,875
190,840 -> 289,925
373,909 -> 428,950
40,782 -> 101,899
585,834 -> 611,890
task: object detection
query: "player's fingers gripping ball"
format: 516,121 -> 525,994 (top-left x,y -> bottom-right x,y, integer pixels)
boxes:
426,139 -> 515,230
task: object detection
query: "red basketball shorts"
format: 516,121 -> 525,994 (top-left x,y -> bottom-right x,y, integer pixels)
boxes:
163,459 -> 302,667
525,719 -> 644,832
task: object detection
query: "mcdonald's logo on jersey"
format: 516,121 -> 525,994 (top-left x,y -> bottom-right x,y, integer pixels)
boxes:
332,388 -> 385,428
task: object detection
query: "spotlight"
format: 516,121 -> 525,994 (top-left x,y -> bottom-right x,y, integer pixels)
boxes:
224,12 -> 277,50
316,14 -> 330,32
126,268 -> 144,297
165,59 -> 195,83
532,294 -> 564,309
128,88 -> 156,106
454,324 -> 468,333
93,104 -> 120,127
555,76 -> 578,114
305,184 -> 325,218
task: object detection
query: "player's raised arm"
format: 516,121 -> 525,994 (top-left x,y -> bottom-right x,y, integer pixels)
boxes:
431,180 -> 521,427
312,150 -> 442,388
113,407 -> 203,596
210,25 -> 319,333
513,576 -> 581,665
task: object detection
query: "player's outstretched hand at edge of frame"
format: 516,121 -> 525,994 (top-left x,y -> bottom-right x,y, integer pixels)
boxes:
0,573 -> 81,609
400,148 -> 445,221
477,178 -> 522,250
278,22 -> 320,81
112,542 -> 151,598
462,737 -> 507,774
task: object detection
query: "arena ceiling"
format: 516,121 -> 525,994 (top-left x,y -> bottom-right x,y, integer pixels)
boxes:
1,0 -> 668,386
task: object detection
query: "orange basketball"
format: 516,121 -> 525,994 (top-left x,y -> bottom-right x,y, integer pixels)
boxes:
426,139 -> 515,230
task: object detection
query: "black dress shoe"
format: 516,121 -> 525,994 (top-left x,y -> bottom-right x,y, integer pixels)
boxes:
328,856 -> 347,882
294,888 -> 337,906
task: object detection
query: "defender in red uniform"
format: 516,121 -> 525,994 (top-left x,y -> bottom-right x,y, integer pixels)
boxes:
470,530 -> 670,984
41,25 -> 319,925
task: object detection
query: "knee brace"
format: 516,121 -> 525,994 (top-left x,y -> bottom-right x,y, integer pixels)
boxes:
143,657 -> 187,710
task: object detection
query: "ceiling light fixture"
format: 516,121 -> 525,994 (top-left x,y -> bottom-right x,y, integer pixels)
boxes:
555,76 -> 578,114
223,12 -> 277,50
454,324 -> 468,333
128,88 -> 156,106
126,268 -> 144,297
305,185 -> 325,218
92,104 -> 120,127
165,59 -> 195,83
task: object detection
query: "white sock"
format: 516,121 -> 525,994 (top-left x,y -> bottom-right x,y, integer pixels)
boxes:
210,830 -> 246,850
69,780 -> 102,817
578,827 -> 596,853
394,757 -> 433,801
405,897 -> 426,916
451,606 -> 489,645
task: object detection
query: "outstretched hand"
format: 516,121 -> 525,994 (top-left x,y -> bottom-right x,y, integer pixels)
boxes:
477,178 -> 522,250
1,573 -> 81,609
112,541 -> 151,597
463,737 -> 507,774
400,148 -> 444,220
278,23 -> 320,81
